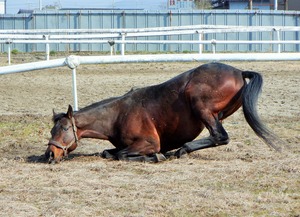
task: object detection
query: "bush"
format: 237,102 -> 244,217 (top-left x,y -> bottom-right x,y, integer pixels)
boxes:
50,50 -> 57,56
11,49 -> 19,55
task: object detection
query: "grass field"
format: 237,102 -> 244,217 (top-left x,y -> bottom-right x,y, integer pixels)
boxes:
0,56 -> 299,216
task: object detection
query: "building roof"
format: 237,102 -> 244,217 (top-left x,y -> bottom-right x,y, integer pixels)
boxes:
17,9 -> 34,14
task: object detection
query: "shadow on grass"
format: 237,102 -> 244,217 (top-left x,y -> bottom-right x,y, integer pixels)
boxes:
26,152 -> 103,164
26,150 -> 182,164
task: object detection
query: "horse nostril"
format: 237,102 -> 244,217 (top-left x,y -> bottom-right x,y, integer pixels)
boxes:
46,151 -> 54,163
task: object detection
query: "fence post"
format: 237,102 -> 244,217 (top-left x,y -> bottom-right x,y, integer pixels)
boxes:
6,40 -> 12,65
108,40 -> 115,56
65,55 -> 81,111
72,68 -> 78,111
211,39 -> 216,54
197,31 -> 203,54
275,29 -> 281,53
44,35 -> 50,60
121,33 -> 126,56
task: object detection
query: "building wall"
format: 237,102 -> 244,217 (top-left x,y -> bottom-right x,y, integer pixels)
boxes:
230,2 -> 271,10
278,0 -> 300,10
168,0 -> 194,9
0,10 -> 299,53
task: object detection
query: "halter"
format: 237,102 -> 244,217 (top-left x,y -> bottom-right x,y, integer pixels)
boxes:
48,117 -> 79,157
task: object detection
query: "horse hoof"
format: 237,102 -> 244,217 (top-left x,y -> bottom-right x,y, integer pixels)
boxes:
154,153 -> 167,162
102,150 -> 116,159
174,148 -> 188,158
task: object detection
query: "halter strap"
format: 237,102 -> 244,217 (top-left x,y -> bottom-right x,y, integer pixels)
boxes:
48,117 -> 78,157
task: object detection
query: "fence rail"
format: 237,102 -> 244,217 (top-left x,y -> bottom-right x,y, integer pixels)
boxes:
1,52 -> 300,110
1,25 -> 300,64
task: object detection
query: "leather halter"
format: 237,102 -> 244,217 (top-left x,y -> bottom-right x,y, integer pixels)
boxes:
48,117 -> 79,157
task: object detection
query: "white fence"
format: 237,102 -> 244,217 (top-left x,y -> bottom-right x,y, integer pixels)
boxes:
1,25 -> 300,64
1,53 -> 300,111
1,25 -> 300,111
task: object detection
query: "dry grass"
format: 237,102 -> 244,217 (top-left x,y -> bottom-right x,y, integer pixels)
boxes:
0,57 -> 299,216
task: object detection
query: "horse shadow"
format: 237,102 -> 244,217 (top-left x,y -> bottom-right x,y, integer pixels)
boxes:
26,151 -> 178,164
26,152 -> 103,164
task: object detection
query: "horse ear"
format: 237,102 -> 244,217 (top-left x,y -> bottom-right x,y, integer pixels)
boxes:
52,109 -> 57,117
67,105 -> 73,119
52,109 -> 57,122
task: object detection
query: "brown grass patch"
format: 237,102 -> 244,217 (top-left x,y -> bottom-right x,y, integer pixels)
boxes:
0,58 -> 299,216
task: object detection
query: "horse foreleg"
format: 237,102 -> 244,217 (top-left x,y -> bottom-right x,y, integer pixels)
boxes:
117,148 -> 166,163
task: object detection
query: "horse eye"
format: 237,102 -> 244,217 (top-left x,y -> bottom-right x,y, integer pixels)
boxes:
61,126 -> 69,131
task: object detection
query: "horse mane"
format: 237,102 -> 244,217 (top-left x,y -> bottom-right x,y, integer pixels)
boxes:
78,96 -> 120,113
52,112 -> 67,123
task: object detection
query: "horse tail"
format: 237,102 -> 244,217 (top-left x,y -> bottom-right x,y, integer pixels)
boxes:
241,71 -> 282,151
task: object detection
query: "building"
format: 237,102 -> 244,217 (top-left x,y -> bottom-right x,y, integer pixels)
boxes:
210,0 -> 272,10
168,0 -> 299,11
226,0 -> 271,10
168,0 -> 195,9
278,0 -> 300,10
212,0 -> 300,10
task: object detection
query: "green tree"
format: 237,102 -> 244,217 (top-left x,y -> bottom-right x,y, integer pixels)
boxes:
194,0 -> 212,9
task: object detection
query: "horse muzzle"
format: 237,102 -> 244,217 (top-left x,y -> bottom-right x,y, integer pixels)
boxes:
46,139 -> 78,164
45,145 -> 63,164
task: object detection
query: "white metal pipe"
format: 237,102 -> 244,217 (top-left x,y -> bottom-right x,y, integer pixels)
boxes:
0,35 -> 45,39
121,33 -> 126,56
274,0 -> 278,10
276,30 -> 281,53
1,26 -> 299,37
198,33 -> 203,54
49,33 -> 121,39
0,25 -> 238,34
2,53 -> 300,76
72,68 -> 78,111
1,39 -> 299,45
44,35 -> 50,61
211,40 -> 216,54
77,53 -> 300,64
7,43 -> 11,65
0,58 -> 66,75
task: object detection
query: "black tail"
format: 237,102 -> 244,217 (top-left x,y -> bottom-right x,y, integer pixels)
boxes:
242,71 -> 282,151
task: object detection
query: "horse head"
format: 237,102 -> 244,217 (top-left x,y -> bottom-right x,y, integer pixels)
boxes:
45,105 -> 78,164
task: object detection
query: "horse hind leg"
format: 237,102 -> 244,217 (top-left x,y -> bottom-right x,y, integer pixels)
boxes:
175,115 -> 229,158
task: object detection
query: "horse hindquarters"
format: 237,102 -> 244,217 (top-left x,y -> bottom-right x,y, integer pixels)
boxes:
175,70 -> 245,157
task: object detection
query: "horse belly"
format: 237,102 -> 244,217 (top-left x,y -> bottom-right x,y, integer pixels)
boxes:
159,117 -> 204,153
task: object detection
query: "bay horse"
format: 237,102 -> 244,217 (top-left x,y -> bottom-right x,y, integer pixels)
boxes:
45,62 -> 281,164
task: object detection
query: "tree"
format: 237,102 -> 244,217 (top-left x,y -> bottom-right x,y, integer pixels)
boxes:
194,0 -> 212,9
42,2 -> 61,10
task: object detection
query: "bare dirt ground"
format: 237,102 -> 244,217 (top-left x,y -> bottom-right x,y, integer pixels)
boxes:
0,54 -> 299,216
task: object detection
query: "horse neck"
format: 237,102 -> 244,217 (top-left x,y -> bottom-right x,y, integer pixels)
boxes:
74,106 -> 117,140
